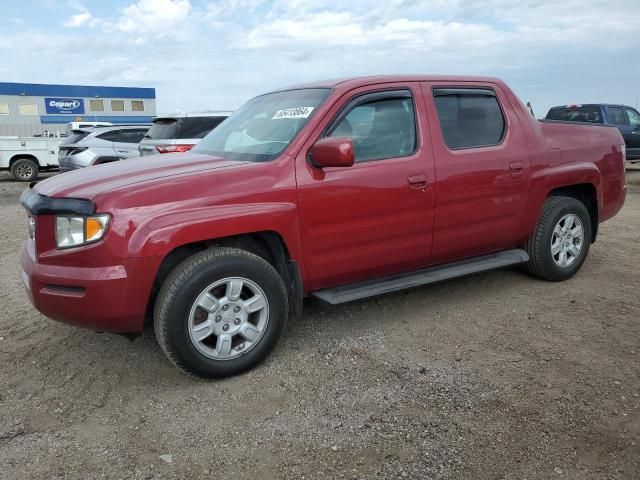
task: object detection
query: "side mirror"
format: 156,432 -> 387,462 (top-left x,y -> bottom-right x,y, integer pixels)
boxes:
309,137 -> 354,168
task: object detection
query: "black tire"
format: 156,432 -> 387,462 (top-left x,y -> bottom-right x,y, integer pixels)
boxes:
154,247 -> 288,379
524,196 -> 592,281
10,158 -> 39,182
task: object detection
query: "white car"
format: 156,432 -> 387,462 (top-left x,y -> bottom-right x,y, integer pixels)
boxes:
0,136 -> 62,181
58,125 -> 150,171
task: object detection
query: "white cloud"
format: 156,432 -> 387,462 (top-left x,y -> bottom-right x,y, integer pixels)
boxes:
114,0 -> 191,33
7,0 -> 640,116
63,2 -> 100,28
64,11 -> 92,27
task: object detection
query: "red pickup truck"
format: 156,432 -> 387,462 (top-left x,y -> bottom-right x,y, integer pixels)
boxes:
20,75 -> 627,378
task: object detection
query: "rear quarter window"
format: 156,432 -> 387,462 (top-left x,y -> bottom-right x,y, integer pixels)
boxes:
118,129 -> 148,143
97,130 -> 122,142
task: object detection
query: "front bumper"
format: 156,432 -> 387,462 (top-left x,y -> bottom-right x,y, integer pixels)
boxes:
21,239 -> 153,333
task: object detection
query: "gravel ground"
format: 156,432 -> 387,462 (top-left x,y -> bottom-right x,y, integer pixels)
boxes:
1,168 -> 639,480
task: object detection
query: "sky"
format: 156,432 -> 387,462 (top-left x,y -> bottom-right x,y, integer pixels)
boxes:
2,0 -> 640,116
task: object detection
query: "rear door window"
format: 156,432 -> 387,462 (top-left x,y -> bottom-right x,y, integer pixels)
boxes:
546,106 -> 603,123
433,89 -> 506,149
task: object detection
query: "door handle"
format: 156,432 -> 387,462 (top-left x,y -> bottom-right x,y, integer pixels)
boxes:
408,173 -> 428,190
509,161 -> 524,177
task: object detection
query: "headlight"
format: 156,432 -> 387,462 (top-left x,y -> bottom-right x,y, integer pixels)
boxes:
55,214 -> 110,249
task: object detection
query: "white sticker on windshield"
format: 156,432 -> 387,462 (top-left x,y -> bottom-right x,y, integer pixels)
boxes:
272,107 -> 315,119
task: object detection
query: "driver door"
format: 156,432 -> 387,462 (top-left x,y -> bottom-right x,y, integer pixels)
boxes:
295,84 -> 435,290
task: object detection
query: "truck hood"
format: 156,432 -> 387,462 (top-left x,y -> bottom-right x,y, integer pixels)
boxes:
34,152 -> 249,199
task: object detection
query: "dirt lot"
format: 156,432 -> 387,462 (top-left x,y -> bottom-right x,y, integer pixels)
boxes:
1,168 -> 639,480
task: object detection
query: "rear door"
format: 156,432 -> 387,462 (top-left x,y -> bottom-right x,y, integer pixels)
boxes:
295,84 -> 436,289
422,83 -> 530,264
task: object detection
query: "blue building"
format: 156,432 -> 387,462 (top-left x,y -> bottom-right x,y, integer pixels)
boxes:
0,82 -> 157,136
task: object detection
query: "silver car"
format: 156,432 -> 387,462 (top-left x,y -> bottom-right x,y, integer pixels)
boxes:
138,112 -> 231,156
58,125 -> 150,171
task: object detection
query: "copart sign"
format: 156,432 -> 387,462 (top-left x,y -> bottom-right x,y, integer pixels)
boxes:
45,98 -> 85,115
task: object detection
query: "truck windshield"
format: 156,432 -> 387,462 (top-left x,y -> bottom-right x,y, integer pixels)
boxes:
193,88 -> 331,162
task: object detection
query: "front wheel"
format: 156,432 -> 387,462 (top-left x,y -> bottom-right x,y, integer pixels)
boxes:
10,158 -> 39,182
524,196 -> 592,281
154,247 -> 288,379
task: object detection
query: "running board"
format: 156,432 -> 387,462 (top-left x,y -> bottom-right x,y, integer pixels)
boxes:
311,249 -> 529,305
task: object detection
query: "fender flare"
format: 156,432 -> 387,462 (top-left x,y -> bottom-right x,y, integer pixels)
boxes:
518,162 -> 601,239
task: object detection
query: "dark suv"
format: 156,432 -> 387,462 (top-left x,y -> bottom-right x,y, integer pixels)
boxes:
138,112 -> 231,156
546,104 -> 640,162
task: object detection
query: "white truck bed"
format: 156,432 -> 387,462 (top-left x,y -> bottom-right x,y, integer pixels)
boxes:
0,136 -> 63,181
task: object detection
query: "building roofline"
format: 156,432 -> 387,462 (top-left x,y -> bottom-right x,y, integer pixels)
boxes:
0,82 -> 156,99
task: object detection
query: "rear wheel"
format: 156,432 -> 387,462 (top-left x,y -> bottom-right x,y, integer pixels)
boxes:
10,158 -> 39,182
524,196 -> 592,281
154,247 -> 288,379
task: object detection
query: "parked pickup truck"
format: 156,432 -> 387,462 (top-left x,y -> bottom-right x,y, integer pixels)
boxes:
20,75 -> 627,378
545,104 -> 640,162
1,136 -> 62,181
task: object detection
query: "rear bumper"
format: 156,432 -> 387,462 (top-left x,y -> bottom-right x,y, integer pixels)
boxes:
21,239 -> 154,333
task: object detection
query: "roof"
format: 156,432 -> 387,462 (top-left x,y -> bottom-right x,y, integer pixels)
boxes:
77,124 -> 151,132
275,74 -> 504,92
548,104 -> 628,109
0,82 -> 155,99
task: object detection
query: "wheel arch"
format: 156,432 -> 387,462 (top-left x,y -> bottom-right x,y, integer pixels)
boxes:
520,163 -> 602,246
546,183 -> 599,242
145,231 -> 303,328
10,154 -> 40,167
